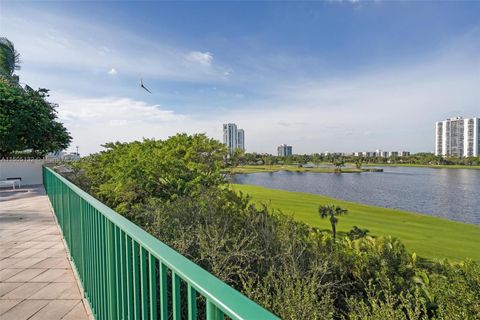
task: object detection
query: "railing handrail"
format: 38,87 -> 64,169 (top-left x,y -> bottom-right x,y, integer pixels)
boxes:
43,166 -> 278,320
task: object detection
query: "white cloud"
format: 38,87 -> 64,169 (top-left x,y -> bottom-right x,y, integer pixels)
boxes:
108,119 -> 127,126
185,51 -> 213,67
1,7 -> 225,82
55,95 -> 184,124
107,68 -> 118,75
52,94 -> 188,154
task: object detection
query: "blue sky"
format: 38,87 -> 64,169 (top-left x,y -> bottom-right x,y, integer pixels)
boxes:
1,1 -> 479,155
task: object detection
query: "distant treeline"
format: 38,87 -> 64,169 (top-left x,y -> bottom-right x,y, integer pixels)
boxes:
229,152 -> 480,167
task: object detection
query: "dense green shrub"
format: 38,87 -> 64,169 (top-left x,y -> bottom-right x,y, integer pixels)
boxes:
68,134 -> 226,215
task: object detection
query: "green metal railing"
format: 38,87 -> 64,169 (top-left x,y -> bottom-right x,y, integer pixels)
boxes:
43,166 -> 279,320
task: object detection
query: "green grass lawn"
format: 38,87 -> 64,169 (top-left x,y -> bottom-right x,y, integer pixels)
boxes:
232,184 -> 480,261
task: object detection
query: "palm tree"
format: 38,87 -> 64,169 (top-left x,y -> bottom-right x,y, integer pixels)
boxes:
355,158 -> 363,170
332,157 -> 345,173
318,205 -> 348,241
0,37 -> 21,82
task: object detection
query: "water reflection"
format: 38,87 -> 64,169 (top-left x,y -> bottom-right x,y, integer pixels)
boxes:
231,167 -> 480,225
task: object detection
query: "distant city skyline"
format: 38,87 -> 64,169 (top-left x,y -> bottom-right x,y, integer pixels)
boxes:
2,2 -> 479,155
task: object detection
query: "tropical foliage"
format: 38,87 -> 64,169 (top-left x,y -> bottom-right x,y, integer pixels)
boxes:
0,82 -> 72,157
67,134 -> 226,216
319,204 -> 348,240
62,136 -> 480,319
0,37 -> 71,157
0,37 -> 20,82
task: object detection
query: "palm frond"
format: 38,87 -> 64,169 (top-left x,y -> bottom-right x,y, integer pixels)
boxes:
0,37 -> 21,78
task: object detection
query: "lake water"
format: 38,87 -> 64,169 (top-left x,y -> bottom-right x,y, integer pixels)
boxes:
230,167 -> 480,225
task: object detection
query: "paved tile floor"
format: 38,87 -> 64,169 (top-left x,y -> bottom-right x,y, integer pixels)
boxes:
0,186 -> 92,319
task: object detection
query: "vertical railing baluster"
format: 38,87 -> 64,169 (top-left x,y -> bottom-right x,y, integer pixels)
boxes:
188,284 -> 197,320
68,187 -> 72,247
126,235 -> 133,319
207,300 -> 225,320
107,222 -> 117,319
159,263 -> 168,320
85,205 -> 92,305
100,214 -> 108,319
80,198 -> 85,284
120,230 -> 127,319
114,227 -> 122,318
148,253 -> 157,320
172,271 -> 181,320
133,241 -> 141,320
140,247 -> 148,320
93,208 -> 99,318
97,213 -> 104,319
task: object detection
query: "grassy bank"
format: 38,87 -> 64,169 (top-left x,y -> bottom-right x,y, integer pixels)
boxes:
361,163 -> 480,170
232,184 -> 480,261
228,165 -> 365,174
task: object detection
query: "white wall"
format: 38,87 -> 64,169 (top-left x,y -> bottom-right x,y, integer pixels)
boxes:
0,160 -> 45,186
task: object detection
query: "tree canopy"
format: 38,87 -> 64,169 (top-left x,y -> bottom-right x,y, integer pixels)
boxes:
0,37 -> 71,157
70,134 -> 227,215
0,80 -> 72,157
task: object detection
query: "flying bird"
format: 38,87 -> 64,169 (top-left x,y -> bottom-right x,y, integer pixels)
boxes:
140,78 -> 152,94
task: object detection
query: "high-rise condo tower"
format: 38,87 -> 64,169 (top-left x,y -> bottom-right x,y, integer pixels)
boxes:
223,123 -> 245,155
435,117 -> 479,157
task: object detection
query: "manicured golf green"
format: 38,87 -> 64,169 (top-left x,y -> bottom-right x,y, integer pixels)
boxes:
232,184 -> 480,261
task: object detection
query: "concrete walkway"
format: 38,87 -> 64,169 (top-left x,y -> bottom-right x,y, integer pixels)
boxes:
0,186 -> 91,319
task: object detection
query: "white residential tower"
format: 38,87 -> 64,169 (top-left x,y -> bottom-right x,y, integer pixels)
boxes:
277,144 -> 293,157
223,123 -> 245,155
435,117 -> 480,157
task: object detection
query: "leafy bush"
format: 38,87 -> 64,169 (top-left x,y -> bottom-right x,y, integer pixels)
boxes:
67,134 -> 226,216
